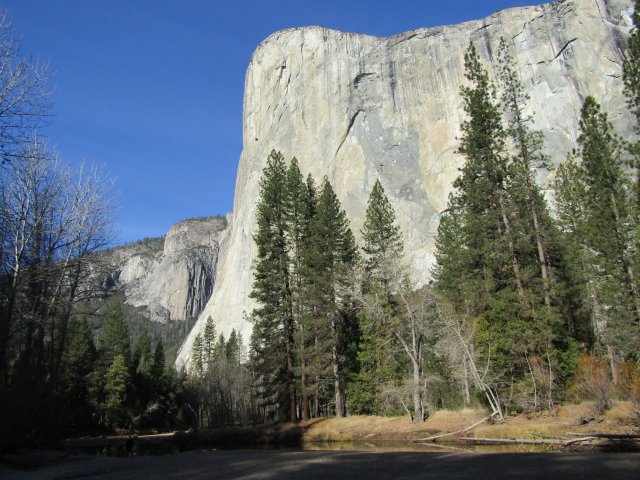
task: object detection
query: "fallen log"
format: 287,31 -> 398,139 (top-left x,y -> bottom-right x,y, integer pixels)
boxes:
414,410 -> 502,443
566,433 -> 640,440
458,435 -> 631,448
459,437 -> 564,445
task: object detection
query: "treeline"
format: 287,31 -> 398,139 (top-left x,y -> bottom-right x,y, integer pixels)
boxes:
247,150 -> 439,422
246,12 -> 640,422
189,318 -> 256,427
51,305 -> 199,434
91,294 -> 198,366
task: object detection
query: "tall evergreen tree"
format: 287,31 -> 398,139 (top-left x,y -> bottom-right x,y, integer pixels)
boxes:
132,331 -> 152,376
284,160 -> 315,419
304,177 -> 358,417
151,340 -> 166,393
497,37 -> 555,308
361,179 -> 403,277
624,0 -> 640,128
349,180 -> 405,415
191,333 -> 204,376
102,354 -> 131,428
100,304 -> 131,368
574,97 -> 640,361
433,42 -> 573,413
203,317 -> 216,365
250,150 -> 296,422
59,318 -> 98,430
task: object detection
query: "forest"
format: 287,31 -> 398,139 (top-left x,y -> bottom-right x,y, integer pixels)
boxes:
1,2 -> 640,450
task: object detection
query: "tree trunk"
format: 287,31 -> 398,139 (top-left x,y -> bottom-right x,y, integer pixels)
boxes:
314,336 -> 320,418
531,203 -> 552,307
412,359 -> 423,423
499,197 -> 528,308
607,344 -> 619,385
463,357 -> 471,406
284,308 -> 296,423
331,317 -> 345,418
300,325 -> 310,420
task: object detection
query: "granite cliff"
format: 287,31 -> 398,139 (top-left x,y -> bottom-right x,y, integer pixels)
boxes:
106,216 -> 228,323
176,0 -> 635,368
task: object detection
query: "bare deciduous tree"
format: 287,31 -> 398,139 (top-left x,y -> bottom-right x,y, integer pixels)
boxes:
433,296 -> 504,421
0,138 -> 114,387
351,258 -> 434,423
0,11 -> 51,163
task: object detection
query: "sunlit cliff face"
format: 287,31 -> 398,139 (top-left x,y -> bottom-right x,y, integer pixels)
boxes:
176,0 -> 635,369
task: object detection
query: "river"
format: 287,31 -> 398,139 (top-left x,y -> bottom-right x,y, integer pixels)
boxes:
2,447 -> 639,479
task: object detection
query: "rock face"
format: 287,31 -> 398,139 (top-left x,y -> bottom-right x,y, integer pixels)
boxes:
176,0 -> 635,368
106,216 -> 228,322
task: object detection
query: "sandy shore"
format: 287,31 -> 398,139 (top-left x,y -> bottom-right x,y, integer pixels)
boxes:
2,449 -> 640,480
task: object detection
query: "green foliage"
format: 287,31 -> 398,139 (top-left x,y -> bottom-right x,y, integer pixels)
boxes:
249,152 -> 360,419
554,96 -> 640,359
133,330 -> 153,376
433,42 -> 587,412
249,150 -> 295,420
348,307 -> 405,415
192,333 -> 204,375
100,304 -> 131,368
203,317 -> 216,364
102,354 -> 131,428
349,181 -> 406,415
305,177 -> 359,416
59,319 -> 100,430
361,179 -> 403,276
226,329 -> 242,365
624,0 -> 640,124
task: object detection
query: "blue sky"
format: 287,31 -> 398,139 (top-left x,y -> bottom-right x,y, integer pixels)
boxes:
3,0 -> 546,244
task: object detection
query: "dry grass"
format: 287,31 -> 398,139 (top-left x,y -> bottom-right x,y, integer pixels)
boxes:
61,402 -> 637,454
297,402 -> 637,444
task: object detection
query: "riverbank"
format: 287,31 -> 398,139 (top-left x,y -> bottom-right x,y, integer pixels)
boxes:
50,401 -> 638,455
297,401 -> 637,444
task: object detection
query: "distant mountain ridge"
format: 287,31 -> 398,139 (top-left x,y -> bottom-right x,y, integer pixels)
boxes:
104,215 -> 229,323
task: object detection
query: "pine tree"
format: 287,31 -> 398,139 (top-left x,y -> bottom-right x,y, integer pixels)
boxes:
102,354 -> 131,428
302,177 -> 358,417
131,331 -> 153,411
551,157 -> 594,345
349,180 -> 405,415
151,340 -> 166,394
191,333 -> 204,375
624,0 -> 640,127
576,97 -> 640,359
132,331 -> 152,376
622,0 -> 640,322
433,42 -> 566,413
203,317 -> 216,365
494,38 -> 586,404
100,304 -> 131,368
284,160 -> 315,419
432,198 -> 482,312
497,37 -> 555,308
60,318 -> 98,429
214,333 -> 226,360
250,150 -> 296,422
361,179 -> 403,277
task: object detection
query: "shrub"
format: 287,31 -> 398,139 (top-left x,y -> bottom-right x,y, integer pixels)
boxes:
574,354 -> 613,415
